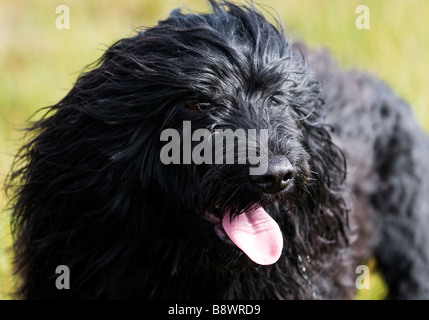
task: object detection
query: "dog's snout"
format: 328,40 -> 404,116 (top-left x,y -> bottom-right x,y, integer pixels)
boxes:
251,156 -> 295,194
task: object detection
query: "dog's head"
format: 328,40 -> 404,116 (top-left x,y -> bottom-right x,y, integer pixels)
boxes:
74,1 -> 349,269
108,1 -> 347,270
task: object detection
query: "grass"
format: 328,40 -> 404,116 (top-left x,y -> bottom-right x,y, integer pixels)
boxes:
0,0 -> 427,300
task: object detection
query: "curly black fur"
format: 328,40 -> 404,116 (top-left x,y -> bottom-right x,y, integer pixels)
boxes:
7,1 -> 429,299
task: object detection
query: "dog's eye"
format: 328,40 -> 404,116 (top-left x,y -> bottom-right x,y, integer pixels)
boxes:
186,101 -> 199,110
269,97 -> 282,107
185,101 -> 210,111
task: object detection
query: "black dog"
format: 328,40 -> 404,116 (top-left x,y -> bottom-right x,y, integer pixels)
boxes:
7,1 -> 429,299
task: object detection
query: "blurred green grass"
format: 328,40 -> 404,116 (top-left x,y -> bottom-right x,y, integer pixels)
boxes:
0,0 -> 427,299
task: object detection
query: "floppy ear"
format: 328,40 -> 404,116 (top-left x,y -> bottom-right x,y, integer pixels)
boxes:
292,77 -> 350,257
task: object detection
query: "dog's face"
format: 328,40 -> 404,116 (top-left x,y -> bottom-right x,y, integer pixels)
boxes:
125,5 -> 320,270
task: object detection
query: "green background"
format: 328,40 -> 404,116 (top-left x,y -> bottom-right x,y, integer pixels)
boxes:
1,0 -> 428,299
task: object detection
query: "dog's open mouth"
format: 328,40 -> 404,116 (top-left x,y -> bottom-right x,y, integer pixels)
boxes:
205,205 -> 283,265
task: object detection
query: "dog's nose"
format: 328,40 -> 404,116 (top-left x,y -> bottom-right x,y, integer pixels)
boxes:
250,156 -> 295,194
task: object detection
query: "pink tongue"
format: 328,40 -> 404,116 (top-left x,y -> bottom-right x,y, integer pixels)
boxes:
222,206 -> 283,265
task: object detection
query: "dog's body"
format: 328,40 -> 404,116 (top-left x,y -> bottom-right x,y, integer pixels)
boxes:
8,1 -> 429,299
312,49 -> 429,299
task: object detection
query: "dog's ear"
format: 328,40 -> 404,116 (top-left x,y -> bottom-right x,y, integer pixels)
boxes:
168,7 -> 184,18
294,82 -> 350,255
